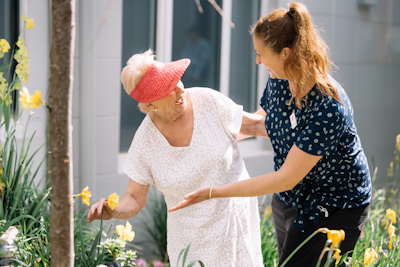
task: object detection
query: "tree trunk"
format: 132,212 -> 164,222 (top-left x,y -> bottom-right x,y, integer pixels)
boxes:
49,0 -> 76,266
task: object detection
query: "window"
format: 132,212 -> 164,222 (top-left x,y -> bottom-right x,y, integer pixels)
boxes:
229,0 -> 259,113
120,0 -> 157,152
0,0 -> 20,113
171,0 -> 222,90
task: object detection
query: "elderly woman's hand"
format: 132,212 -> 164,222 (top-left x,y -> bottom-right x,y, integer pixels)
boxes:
87,198 -> 116,223
168,186 -> 211,212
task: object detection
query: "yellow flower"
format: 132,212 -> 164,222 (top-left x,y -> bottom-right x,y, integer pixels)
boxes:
380,219 -> 389,231
0,72 -> 5,84
333,248 -> 341,265
388,224 -> 396,250
396,134 -> 400,152
4,94 -> 12,106
16,81 -> 21,90
0,39 -> 11,58
14,37 -> 29,84
22,15 -> 35,29
30,90 -> 42,109
386,208 -> 397,224
74,186 -> 92,206
387,162 -> 394,177
116,221 -> 135,242
19,87 -> 31,111
326,229 -> 345,249
0,72 -> 8,103
107,193 -> 120,210
364,248 -> 378,266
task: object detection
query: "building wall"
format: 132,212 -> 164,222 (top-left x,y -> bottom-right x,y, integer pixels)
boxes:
72,0 -> 123,201
18,0 -> 49,188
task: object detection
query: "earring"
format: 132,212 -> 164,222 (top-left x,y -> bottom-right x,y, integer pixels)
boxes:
154,109 -> 157,112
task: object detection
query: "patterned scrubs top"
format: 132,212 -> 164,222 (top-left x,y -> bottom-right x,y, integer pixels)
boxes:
260,77 -> 372,232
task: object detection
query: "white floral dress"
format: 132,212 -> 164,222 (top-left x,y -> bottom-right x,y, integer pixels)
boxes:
123,88 -> 263,267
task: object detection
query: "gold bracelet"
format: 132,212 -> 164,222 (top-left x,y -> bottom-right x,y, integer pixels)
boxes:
208,186 -> 213,200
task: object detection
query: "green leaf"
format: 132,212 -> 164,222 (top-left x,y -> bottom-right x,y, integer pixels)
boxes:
0,101 -> 3,124
0,198 -> 3,219
79,220 -> 86,262
4,104 -> 10,132
176,248 -> 185,267
88,210 -> 104,262
0,258 -> 29,266
187,260 -> 205,267
182,243 -> 191,267
0,63 -> 10,72
5,214 -> 39,228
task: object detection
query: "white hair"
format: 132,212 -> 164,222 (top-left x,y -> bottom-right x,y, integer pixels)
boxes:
121,49 -> 155,95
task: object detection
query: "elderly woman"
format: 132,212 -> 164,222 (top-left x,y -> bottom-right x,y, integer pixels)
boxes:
87,49 -> 266,266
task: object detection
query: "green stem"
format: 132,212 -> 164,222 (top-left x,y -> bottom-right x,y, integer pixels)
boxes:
98,209 -> 104,256
280,231 -> 319,267
323,248 -> 333,267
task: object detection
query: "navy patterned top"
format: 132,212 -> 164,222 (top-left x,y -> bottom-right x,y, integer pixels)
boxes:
260,77 -> 372,232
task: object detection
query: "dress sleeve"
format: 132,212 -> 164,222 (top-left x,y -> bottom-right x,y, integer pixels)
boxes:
207,89 -> 243,138
295,101 -> 346,156
122,137 -> 154,185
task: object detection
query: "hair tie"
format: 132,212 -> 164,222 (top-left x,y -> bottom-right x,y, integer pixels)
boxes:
287,11 -> 294,18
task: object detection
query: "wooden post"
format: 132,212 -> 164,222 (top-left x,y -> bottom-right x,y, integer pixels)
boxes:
49,0 -> 76,265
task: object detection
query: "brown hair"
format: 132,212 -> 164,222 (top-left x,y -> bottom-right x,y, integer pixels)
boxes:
251,2 -> 340,108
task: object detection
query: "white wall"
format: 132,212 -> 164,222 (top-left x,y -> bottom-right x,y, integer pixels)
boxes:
21,0 -> 49,187
72,0 -> 124,201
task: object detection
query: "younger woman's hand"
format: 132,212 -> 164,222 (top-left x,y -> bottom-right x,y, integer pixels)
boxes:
87,198 -> 116,223
168,186 -> 211,212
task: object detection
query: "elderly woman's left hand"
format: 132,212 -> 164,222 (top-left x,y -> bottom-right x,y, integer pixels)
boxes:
168,186 -> 211,212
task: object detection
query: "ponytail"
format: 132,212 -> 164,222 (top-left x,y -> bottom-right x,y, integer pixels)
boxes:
251,2 -> 340,108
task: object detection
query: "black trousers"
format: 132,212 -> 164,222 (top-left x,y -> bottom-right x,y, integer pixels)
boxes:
271,194 -> 370,267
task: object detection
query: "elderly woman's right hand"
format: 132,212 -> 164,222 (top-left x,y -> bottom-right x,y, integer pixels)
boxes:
87,198 -> 116,223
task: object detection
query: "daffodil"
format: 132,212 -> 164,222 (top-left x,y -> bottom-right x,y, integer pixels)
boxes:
116,221 -> 135,242
386,208 -> 397,224
364,248 -> 378,266
29,90 -> 42,109
388,224 -> 396,250
14,37 -> 29,84
22,15 -> 35,29
19,87 -> 31,110
0,72 -> 5,84
15,81 -> 21,90
4,94 -> 12,106
333,248 -> 341,265
107,193 -> 120,210
396,134 -> 400,152
0,39 -> 10,58
74,186 -> 92,206
0,72 -> 8,104
380,218 -> 389,231
387,162 -> 394,177
326,229 -> 345,249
